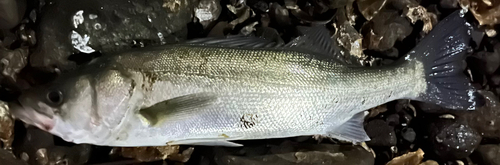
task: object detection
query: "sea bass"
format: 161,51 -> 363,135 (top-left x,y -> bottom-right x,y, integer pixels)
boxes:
10,11 -> 479,147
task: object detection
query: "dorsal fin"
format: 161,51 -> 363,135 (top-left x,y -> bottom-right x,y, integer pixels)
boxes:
184,35 -> 283,48
285,25 -> 362,65
183,26 -> 362,65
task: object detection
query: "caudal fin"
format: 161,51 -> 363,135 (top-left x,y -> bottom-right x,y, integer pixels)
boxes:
405,10 -> 479,110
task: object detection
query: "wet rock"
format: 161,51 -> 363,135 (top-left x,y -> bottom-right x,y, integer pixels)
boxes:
440,0 -> 459,9
454,91 -> 500,139
365,119 -> 397,146
471,144 -> 500,165
0,101 -> 14,150
195,0 -> 221,28
334,6 -> 366,60
269,3 -> 292,28
0,149 -> 27,165
213,140 -> 374,165
427,118 -> 481,160
240,21 -> 259,35
321,0 -> 355,9
361,9 -> 413,51
227,2 -> 255,29
0,46 -> 28,83
368,104 -> 387,118
32,0 -> 196,70
386,148 -> 424,165
247,0 -> 269,13
403,2 -> 435,33
288,1 -> 336,25
356,0 -> 388,21
255,27 -> 284,45
12,127 -> 91,165
0,0 -> 26,30
386,114 -> 400,126
469,50 -> 500,75
207,21 -> 230,37
491,74 -> 500,85
459,0 -> 500,26
401,128 -> 416,142
45,145 -> 91,165
113,146 -> 193,163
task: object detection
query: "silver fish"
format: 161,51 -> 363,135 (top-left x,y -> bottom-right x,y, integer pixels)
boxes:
10,10 -> 479,147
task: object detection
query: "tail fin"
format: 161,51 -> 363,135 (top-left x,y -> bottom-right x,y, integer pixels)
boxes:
404,10 -> 479,110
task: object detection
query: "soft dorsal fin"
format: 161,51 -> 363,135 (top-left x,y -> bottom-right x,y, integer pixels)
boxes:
285,25 -> 362,65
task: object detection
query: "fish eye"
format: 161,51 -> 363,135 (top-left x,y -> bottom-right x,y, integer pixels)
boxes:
46,90 -> 63,105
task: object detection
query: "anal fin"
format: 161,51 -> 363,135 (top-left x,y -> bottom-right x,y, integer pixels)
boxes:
326,111 -> 370,143
167,138 -> 243,147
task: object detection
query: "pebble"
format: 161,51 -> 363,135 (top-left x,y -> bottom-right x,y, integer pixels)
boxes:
454,91 -> 500,139
401,128 -> 416,143
0,0 -> 26,30
213,140 -> 374,165
361,9 -> 413,51
469,51 -> 500,75
31,0 -> 196,70
439,0 -> 459,9
386,114 -> 400,126
427,119 -> 481,160
471,144 -> 500,165
0,149 -> 26,165
365,119 -> 397,146
12,127 -> 91,165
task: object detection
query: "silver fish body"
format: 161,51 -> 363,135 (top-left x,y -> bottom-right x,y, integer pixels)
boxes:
11,10 -> 478,147
71,45 -> 422,146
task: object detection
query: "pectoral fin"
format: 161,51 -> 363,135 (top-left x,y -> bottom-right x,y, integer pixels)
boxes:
139,93 -> 218,126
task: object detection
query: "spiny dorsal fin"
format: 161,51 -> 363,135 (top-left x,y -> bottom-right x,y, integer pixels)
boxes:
184,35 -> 283,48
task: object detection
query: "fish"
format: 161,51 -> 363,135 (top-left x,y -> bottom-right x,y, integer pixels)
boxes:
10,10 -> 480,147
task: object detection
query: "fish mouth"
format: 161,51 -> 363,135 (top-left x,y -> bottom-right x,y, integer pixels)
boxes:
9,100 -> 55,131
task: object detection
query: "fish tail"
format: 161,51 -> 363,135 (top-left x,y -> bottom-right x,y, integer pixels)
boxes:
405,10 -> 480,110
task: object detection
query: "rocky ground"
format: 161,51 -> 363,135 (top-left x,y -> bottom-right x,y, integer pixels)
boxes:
1,0 -> 500,164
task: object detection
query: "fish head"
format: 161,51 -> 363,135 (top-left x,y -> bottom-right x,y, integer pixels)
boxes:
11,68 -> 138,144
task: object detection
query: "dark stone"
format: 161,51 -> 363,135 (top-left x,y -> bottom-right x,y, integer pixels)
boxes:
386,114 -> 400,126
491,74 -> 500,85
269,3 -> 292,28
195,0 -> 222,28
454,91 -> 500,139
428,119 -> 482,160
469,51 -> 500,75
401,127 -> 416,142
31,0 -> 196,70
440,0 -> 459,9
0,0 -> 26,30
365,119 -> 397,146
11,126 -> 91,165
321,0 -> 355,9
381,48 -> 399,58
471,144 -> 500,165
213,140 -> 374,165
0,46 -> 28,84
248,0 -> 269,13
361,9 -> 413,51
0,149 -> 26,165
